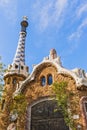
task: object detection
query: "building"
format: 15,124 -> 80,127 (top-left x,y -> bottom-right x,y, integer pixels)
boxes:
0,17 -> 87,130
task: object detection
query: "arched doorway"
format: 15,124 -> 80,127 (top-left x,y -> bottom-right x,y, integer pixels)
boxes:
80,96 -> 87,129
31,99 -> 69,130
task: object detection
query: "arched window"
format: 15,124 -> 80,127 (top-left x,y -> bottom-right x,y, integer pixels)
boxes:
1,99 -> 5,110
47,74 -> 53,85
83,101 -> 87,119
41,76 -> 46,86
80,96 -> 87,129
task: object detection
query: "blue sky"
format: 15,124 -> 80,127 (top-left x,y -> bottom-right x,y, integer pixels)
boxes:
0,0 -> 87,73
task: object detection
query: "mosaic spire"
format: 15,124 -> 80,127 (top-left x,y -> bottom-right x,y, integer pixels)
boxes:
5,16 -> 29,77
13,16 -> 28,65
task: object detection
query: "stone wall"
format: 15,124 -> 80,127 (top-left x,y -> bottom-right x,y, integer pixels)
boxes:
22,65 -> 87,130
0,64 -> 87,130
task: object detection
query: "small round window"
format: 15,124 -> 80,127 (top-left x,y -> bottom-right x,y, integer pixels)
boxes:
48,74 -> 53,85
41,76 -> 46,86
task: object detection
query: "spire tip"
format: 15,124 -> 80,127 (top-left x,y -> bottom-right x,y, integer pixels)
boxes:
23,16 -> 28,21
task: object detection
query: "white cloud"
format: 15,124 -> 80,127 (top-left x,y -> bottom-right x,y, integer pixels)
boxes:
32,0 -> 68,31
68,1 -> 87,41
69,18 -> 87,40
69,32 -> 81,41
77,3 -> 87,18
0,0 -> 17,23
78,18 -> 87,30
0,0 -> 11,5
51,0 -> 68,23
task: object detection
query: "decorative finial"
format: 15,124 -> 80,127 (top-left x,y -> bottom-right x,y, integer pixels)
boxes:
23,16 -> 28,21
49,48 -> 57,59
21,16 -> 28,29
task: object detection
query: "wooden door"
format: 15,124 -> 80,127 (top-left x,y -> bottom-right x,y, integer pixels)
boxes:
31,100 -> 69,130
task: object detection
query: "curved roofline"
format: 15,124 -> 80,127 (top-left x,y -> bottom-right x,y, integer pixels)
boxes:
13,58 -> 87,96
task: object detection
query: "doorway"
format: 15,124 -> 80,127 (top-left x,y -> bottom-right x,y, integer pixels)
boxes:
31,100 -> 69,130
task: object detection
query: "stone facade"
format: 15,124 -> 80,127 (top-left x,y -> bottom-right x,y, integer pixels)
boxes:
0,51 -> 87,130
0,18 -> 87,130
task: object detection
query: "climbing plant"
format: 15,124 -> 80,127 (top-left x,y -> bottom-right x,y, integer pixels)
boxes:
0,56 -> 5,98
9,93 -> 27,129
13,93 -> 27,115
52,81 -> 76,130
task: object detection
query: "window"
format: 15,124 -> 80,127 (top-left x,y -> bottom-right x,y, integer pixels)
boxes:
47,74 -> 53,85
21,66 -> 24,70
84,102 -> 87,116
15,65 -> 18,69
40,74 -> 53,86
1,99 -> 5,110
41,76 -> 46,86
80,97 -> 87,129
85,103 -> 87,111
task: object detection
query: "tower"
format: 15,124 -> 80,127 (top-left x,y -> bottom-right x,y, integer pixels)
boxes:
4,16 -> 29,90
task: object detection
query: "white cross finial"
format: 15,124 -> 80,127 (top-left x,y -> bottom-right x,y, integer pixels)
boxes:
23,16 -> 28,21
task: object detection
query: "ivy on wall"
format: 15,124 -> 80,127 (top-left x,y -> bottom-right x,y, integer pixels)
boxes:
52,81 -> 76,130
0,56 -> 6,99
9,93 -> 27,129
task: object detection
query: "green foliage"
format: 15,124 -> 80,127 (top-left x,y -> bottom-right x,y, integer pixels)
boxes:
11,93 -> 27,116
53,82 -> 76,130
0,56 -> 6,99
9,93 -> 27,129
